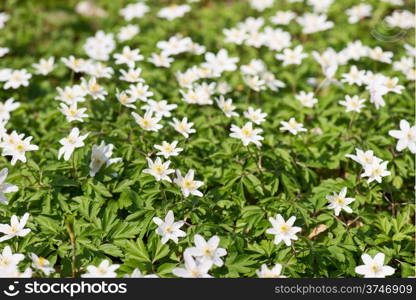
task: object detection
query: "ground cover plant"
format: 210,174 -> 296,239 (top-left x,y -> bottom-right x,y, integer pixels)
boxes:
0,0 -> 414,278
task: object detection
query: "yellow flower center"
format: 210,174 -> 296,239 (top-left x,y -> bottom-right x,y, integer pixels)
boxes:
142,119 -> 150,127
289,120 -> 297,129
10,225 -> 18,233
280,225 -> 289,233
183,180 -> 195,189
15,143 -> 25,152
0,258 -> 10,266
386,81 -> 395,88
90,83 -> 100,93
38,257 -> 47,266
11,73 -> 22,81
69,109 -> 77,116
335,196 -> 345,205
371,265 -> 380,272
242,128 -> 252,137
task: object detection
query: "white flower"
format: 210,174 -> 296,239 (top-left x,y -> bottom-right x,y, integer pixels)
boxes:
154,141 -> 183,159
116,90 -> 137,109
388,120 -> 416,153
241,59 -> 266,76
223,28 -> 247,45
271,11 -> 296,25
312,48 -> 341,77
55,85 -> 86,105
361,158 -> 391,183
143,157 -> 175,183
295,91 -> 318,108
120,2 -> 149,21
369,47 -> 393,64
230,122 -> 264,147
170,117 -> 196,138
158,4 -> 190,20
385,10 -> 415,29
308,0 -> 334,13
345,148 -> 376,166
245,30 -> 267,48
58,127 -> 89,161
61,56 -> 87,73
266,214 -> 301,246
152,210 -> 186,244
406,68 -> 416,80
0,69 -> 11,82
174,169 -> 203,198
341,65 -> 366,86
89,141 -> 122,177
0,266 -> 32,278
84,31 -> 116,61
275,45 -> 307,66
355,253 -> 395,278
0,213 -> 31,242
180,84 -> 213,105
326,187 -> 355,216
32,57 -> 55,75
216,96 -> 239,118
216,81 -> 232,95
186,234 -> 227,267
3,69 -> 31,89
366,77 -> 389,109
296,13 -> 334,34
113,46 -> 143,68
30,253 -> 55,276
0,246 -> 24,271
127,82 -> 153,102
261,71 -> 286,91
249,0 -> 274,11
85,61 -> 114,78
263,27 -> 292,51
384,77 -> 404,94
243,75 -> 266,92
202,49 -> 239,74
346,4 -> 372,24
0,13 -> 9,29
82,77 -> 107,101
238,17 -> 264,32
256,264 -> 286,278
0,168 -> 18,205
117,24 -> 140,42
339,95 -> 366,113
75,1 -> 107,17
393,56 -> 413,73
172,252 -> 212,278
59,103 -> 88,122
0,98 -> 20,122
81,260 -> 119,278
157,35 -> 190,56
148,53 -> 173,68
124,269 -> 158,278
0,131 -> 39,165
187,41 -> 206,55
132,111 -> 163,132
244,107 -> 267,125
280,118 -> 307,135
119,68 -> 143,83
142,100 -> 177,118
176,68 -> 199,88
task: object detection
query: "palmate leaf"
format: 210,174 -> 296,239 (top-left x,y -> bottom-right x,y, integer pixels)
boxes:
225,253 -> 257,277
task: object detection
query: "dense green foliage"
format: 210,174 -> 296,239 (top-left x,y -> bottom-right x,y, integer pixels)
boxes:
0,0 -> 414,278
